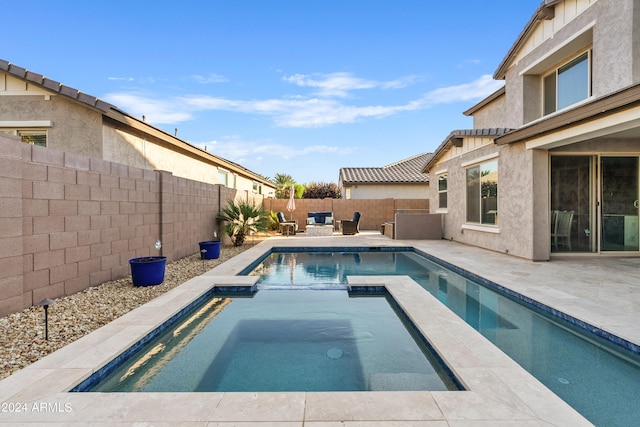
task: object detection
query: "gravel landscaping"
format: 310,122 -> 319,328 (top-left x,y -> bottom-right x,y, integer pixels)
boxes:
0,241 -> 264,380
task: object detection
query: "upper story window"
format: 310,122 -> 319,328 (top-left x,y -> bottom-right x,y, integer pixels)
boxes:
543,50 -> 591,116
1,129 -> 47,146
218,168 -> 229,187
466,160 -> 498,225
437,173 -> 448,209
252,181 -> 262,194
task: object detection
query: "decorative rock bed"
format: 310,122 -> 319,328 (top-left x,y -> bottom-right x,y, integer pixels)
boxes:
0,242 -> 262,380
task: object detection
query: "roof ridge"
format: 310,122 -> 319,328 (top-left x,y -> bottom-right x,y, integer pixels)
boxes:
383,152 -> 430,169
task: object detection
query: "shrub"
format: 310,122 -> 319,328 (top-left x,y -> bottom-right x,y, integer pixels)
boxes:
216,199 -> 269,246
303,182 -> 342,199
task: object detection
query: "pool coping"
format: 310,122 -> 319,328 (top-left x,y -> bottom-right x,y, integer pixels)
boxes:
0,238 -> 592,425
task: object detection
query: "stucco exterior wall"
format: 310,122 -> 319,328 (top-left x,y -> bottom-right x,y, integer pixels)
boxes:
431,142 -> 540,260
471,94 -> 507,129
344,183 -> 428,199
0,93 -> 103,158
103,125 -> 215,185
503,0 -> 636,128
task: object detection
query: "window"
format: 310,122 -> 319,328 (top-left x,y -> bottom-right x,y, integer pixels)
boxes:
1,129 -> 47,146
252,181 -> 262,194
437,174 -> 448,209
466,160 -> 498,225
543,51 -> 591,115
217,168 -> 229,187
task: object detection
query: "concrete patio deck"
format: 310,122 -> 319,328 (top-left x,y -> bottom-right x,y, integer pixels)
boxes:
1,231 -> 637,425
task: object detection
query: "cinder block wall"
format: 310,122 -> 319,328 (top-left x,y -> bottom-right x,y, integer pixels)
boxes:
0,135 -> 236,316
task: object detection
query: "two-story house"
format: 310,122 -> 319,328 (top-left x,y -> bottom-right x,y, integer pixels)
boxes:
423,0 -> 640,260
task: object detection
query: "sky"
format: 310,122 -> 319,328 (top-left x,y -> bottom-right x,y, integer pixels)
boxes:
4,1 -> 540,184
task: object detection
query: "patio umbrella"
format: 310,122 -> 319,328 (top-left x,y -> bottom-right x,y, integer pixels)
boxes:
286,184 -> 295,220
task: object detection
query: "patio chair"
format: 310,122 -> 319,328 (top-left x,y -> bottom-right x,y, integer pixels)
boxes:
277,211 -> 297,236
342,211 -> 361,235
551,210 -> 574,250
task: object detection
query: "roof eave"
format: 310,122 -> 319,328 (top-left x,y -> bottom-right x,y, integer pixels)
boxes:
495,82 -> 640,145
493,1 -> 561,80
463,86 -> 506,116
422,129 -> 514,173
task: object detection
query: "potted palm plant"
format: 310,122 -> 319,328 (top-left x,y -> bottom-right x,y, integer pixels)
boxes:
129,240 -> 167,286
216,199 -> 268,246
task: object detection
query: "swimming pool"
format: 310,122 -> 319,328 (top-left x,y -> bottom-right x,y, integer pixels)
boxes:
83,288 -> 462,393
241,248 -> 640,427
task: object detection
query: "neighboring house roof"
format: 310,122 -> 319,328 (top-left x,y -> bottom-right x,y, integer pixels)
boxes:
493,0 -> 561,80
0,59 -> 273,187
340,153 -> 433,185
421,128 -> 514,173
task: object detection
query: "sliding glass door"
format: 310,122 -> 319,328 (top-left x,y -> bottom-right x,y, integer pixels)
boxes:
601,157 -> 639,252
550,155 -> 639,254
550,156 -> 594,252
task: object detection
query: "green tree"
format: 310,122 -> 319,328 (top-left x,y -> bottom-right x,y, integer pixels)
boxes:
273,173 -> 295,199
216,199 -> 268,246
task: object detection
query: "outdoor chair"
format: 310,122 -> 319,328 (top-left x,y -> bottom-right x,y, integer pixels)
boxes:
551,210 -> 574,250
277,211 -> 297,236
342,211 -> 361,235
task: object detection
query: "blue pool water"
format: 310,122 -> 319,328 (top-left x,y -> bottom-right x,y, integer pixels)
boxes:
89,290 -> 461,392
243,249 -> 640,427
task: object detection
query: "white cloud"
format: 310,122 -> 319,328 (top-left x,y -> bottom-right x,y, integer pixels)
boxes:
192,138 -> 355,165
284,72 -> 378,98
190,73 -> 228,84
422,74 -> 503,104
108,77 -> 134,81
104,92 -> 193,123
103,74 -> 503,128
283,72 -> 422,98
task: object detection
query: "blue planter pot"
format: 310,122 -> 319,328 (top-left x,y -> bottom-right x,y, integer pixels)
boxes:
129,256 -> 167,286
199,241 -> 221,260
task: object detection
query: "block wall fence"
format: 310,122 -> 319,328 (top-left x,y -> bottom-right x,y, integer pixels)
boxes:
264,197 -> 429,232
0,135 -> 428,316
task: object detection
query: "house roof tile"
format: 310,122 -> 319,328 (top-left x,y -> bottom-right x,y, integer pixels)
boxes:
422,128 -> 514,173
340,152 -> 433,184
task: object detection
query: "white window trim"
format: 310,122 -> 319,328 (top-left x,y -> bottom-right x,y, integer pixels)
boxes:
461,153 -> 499,168
542,49 -> 592,115
464,157 -> 499,227
0,120 -> 52,127
462,224 -> 501,234
436,171 -> 448,212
